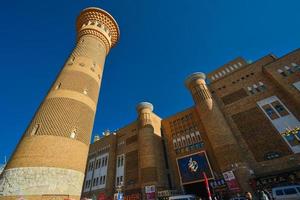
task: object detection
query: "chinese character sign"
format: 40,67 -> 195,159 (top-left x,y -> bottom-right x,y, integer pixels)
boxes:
177,151 -> 213,184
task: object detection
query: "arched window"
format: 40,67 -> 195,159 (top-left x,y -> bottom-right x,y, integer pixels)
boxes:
55,83 -> 61,90
31,124 -> 40,136
70,128 -> 77,139
83,88 -> 88,95
195,131 -> 201,141
173,139 -> 177,149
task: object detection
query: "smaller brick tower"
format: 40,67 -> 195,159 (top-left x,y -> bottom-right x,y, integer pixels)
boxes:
185,72 -> 253,192
136,102 -> 168,197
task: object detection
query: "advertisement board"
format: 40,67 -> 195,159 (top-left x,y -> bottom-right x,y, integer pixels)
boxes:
222,170 -> 240,192
176,151 -> 214,185
123,193 -> 140,200
145,185 -> 155,200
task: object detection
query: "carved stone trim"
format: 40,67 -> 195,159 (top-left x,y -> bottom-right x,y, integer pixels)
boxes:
76,7 -> 119,47
0,167 -> 84,196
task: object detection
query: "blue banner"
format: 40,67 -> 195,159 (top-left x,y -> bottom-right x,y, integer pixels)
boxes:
177,151 -> 213,184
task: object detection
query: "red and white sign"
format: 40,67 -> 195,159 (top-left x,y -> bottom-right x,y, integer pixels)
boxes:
223,171 -> 240,192
203,172 -> 212,200
145,185 -> 155,200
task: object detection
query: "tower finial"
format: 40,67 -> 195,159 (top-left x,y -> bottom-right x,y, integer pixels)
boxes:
76,7 -> 120,53
185,72 -> 206,88
136,102 -> 154,127
136,102 -> 154,113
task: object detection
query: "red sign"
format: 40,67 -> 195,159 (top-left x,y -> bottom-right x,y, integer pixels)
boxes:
203,172 -> 212,200
223,171 -> 240,192
124,193 -> 141,200
146,193 -> 155,200
98,193 -> 106,200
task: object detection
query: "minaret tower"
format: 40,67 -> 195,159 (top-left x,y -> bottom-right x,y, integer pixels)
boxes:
0,7 -> 119,200
185,72 -> 253,192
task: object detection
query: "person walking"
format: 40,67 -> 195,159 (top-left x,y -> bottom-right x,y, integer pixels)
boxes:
263,189 -> 272,200
257,190 -> 270,200
245,192 -> 253,200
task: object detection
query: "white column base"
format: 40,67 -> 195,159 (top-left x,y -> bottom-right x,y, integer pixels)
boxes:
0,167 -> 84,196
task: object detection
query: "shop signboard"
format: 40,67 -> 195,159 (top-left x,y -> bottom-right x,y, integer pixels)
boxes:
222,171 -> 240,192
145,185 -> 155,200
176,151 -> 214,185
123,193 -> 140,200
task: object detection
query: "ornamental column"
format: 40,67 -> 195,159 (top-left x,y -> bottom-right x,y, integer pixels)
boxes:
0,7 -> 119,200
185,72 -> 253,193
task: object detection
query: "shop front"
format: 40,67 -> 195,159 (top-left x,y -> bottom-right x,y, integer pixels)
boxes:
250,170 -> 300,191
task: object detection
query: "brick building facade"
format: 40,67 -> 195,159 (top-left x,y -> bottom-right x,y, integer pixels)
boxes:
81,49 -> 300,199
1,5 -> 299,200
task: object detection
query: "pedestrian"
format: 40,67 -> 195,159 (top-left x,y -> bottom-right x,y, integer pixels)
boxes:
245,192 -> 253,200
263,189 -> 272,200
257,190 -> 270,200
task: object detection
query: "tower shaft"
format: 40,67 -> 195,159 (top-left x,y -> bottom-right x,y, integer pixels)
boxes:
136,102 -> 169,194
0,7 -> 119,200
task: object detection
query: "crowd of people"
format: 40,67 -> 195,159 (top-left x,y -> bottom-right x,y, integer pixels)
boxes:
204,189 -> 273,200
245,189 -> 272,200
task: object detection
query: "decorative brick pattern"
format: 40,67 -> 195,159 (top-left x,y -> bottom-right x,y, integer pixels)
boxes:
72,36 -> 106,65
141,167 -> 157,182
125,150 -> 138,184
191,84 -> 211,103
76,8 -> 119,47
221,88 -> 249,105
5,135 -> 89,172
77,30 -> 111,54
231,107 -> 292,162
126,135 -> 138,146
25,98 -> 94,145
53,70 -> 99,103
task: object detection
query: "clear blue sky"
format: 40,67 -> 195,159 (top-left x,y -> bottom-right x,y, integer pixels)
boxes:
1,0 -> 300,161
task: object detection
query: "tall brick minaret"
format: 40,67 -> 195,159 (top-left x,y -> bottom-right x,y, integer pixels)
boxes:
0,7 -> 119,200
